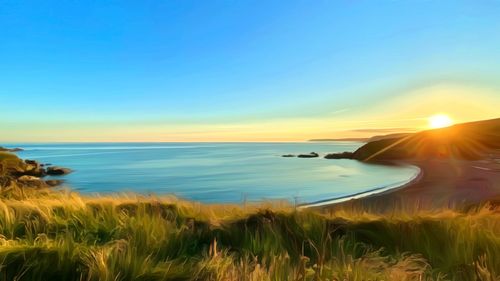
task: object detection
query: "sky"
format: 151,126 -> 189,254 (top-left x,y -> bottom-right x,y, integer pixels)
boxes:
1,0 -> 499,142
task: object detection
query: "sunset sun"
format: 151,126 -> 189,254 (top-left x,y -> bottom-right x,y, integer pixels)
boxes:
428,114 -> 454,129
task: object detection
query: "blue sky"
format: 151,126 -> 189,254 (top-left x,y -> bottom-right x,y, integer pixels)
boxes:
1,1 -> 500,141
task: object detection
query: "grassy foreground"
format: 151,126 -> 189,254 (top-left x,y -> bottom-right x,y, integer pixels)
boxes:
1,151 -> 499,280
0,189 -> 497,281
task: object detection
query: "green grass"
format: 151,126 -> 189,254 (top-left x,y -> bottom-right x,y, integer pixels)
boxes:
0,151 -> 23,172
0,190 -> 497,281
0,153 -> 499,280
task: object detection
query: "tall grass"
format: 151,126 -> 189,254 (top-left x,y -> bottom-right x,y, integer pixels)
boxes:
0,190 -> 497,280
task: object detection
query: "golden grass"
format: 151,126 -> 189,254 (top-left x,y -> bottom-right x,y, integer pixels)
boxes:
0,188 -> 497,280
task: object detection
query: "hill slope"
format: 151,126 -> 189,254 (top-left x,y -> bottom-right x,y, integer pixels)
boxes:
352,118 -> 500,161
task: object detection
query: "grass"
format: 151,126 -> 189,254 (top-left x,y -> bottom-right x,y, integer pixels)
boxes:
0,151 -> 22,172
0,152 -> 499,280
0,189 -> 497,281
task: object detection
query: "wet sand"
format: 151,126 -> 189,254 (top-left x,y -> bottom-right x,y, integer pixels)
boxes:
315,149 -> 500,213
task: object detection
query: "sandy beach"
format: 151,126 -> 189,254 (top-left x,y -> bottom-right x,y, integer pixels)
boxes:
316,148 -> 500,213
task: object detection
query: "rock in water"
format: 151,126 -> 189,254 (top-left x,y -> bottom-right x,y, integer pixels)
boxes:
46,166 -> 72,175
297,152 -> 319,158
324,152 -> 354,159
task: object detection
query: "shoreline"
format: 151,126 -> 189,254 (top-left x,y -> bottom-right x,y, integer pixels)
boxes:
300,164 -> 422,208
314,149 -> 500,212
4,143 -> 500,211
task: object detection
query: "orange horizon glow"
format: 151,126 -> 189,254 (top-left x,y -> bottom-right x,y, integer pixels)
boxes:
1,83 -> 499,143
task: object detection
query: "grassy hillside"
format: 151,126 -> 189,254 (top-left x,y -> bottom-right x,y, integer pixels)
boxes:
1,140 -> 499,280
352,118 -> 500,161
0,189 -> 496,280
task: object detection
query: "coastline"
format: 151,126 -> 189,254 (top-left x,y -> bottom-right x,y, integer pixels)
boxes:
314,149 -> 500,212
1,146 -> 500,279
10,142 -> 410,203
300,164 -> 422,208
3,139 -> 500,211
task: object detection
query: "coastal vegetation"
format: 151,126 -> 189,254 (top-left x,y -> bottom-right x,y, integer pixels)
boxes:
3,1 -> 500,280
1,118 -> 499,280
288,118 -> 500,162
0,185 -> 498,280
350,118 -> 500,161
1,151 -> 499,280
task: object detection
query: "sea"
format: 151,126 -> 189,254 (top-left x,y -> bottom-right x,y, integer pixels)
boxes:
9,142 -> 419,205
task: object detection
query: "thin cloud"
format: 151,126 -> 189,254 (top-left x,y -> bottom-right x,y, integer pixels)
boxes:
349,128 -> 417,133
328,108 -> 350,115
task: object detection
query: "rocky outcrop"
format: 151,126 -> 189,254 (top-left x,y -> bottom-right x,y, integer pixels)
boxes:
297,152 -> 319,158
22,159 -> 46,177
282,152 -> 320,158
1,151 -> 70,190
17,175 -> 48,188
324,152 -> 354,159
46,166 -> 72,175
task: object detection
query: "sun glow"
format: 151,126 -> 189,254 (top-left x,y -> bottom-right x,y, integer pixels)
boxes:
428,114 -> 454,129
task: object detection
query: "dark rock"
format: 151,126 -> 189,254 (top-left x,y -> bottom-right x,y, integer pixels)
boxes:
24,167 -> 46,177
281,154 -> 295,157
25,159 -> 39,165
46,166 -> 72,175
11,165 -> 30,176
324,151 -> 354,159
22,159 -> 46,177
297,152 -> 319,158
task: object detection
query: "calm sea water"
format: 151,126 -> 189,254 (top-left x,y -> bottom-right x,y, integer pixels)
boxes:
10,142 -> 418,204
